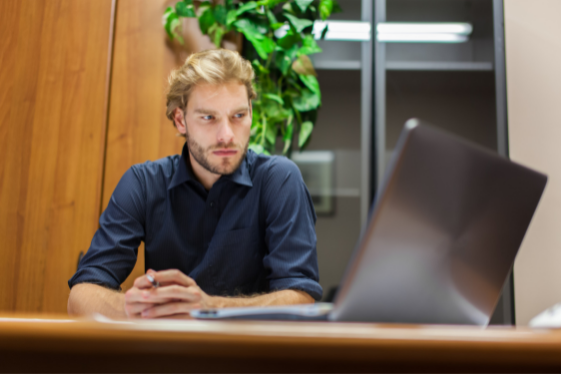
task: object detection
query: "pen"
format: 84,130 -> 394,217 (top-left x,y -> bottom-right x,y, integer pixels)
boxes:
146,274 -> 160,288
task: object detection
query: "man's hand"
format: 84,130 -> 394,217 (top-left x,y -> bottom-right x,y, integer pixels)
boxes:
124,269 -> 215,319
125,269 -> 315,319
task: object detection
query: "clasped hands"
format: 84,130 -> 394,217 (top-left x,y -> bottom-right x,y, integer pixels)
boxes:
124,269 -> 215,319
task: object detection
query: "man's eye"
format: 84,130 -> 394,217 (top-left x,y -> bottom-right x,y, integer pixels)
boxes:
202,115 -> 213,120
234,113 -> 245,119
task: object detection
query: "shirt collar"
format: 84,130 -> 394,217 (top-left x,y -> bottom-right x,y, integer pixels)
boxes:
222,151 -> 253,187
168,143 -> 253,190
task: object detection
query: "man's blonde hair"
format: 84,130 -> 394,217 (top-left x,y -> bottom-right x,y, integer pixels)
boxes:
166,49 -> 256,135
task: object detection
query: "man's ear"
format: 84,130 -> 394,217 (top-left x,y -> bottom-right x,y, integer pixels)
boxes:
173,108 -> 187,136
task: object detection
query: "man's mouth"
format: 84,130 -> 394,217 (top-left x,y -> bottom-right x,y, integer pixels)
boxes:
212,149 -> 238,157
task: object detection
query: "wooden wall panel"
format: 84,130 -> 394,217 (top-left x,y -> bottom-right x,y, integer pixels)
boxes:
0,0 -> 115,313
104,0 -> 190,291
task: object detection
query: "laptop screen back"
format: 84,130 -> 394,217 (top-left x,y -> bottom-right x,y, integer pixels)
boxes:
330,120 -> 547,325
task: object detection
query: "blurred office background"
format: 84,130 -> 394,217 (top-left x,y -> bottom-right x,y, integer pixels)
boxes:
0,0 -> 560,326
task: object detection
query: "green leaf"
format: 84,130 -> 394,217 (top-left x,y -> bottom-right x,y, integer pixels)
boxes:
263,100 -> 282,120
235,19 -> 275,59
263,93 -> 284,105
236,1 -> 258,16
197,0 -> 212,15
163,7 -> 184,44
163,7 -> 176,36
199,7 -> 216,34
252,36 -> 276,59
292,55 -> 316,76
332,0 -> 343,14
249,143 -> 270,155
295,0 -> 314,13
234,19 -> 264,39
283,117 -> 294,155
276,29 -> 301,49
257,0 -> 285,7
319,0 -> 333,20
275,43 -> 298,75
265,124 -> 277,145
271,108 -> 292,123
266,9 -> 278,25
226,9 -> 237,26
252,59 -> 270,74
298,34 -> 322,55
284,43 -> 300,60
292,89 -> 320,112
176,2 -> 196,17
299,74 -> 320,100
211,25 -> 226,47
251,110 -> 261,132
275,50 -> 292,75
298,121 -> 314,148
284,13 -> 313,33
283,139 -> 292,155
172,21 -> 184,44
283,117 -> 294,141
282,2 -> 295,14
214,4 -> 227,25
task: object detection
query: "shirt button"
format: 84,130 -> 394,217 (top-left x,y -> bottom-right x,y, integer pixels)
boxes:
210,201 -> 214,208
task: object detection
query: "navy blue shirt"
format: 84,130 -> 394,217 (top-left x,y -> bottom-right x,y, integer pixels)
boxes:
69,145 -> 322,300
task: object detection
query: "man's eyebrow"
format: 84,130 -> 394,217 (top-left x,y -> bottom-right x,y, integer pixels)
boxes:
194,108 -> 219,115
193,107 -> 249,115
231,106 -> 250,113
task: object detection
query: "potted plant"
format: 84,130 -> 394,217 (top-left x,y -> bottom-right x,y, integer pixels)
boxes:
163,0 -> 341,156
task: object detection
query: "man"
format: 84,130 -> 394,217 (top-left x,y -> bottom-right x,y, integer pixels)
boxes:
67,49 -> 322,319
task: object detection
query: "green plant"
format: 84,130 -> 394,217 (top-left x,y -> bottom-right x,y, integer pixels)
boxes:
163,0 -> 341,156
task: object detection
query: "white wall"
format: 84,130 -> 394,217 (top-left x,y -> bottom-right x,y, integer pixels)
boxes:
505,0 -> 561,325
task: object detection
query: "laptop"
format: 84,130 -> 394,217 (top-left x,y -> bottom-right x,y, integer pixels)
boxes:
191,119 -> 547,325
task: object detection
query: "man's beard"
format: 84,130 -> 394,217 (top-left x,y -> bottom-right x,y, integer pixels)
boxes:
186,135 -> 249,176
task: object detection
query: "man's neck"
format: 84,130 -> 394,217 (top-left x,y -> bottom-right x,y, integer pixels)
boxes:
188,152 -> 221,191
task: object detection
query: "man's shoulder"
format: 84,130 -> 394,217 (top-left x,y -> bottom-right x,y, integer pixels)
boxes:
129,154 -> 181,186
247,150 -> 301,178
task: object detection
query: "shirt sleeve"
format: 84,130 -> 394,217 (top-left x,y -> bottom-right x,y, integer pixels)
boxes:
262,157 -> 323,301
68,167 -> 146,290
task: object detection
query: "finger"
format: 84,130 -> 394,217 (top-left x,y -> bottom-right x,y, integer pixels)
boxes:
139,285 -> 202,304
150,269 -> 197,288
125,287 -> 160,304
141,301 -> 202,319
125,301 -> 158,318
133,273 -> 159,290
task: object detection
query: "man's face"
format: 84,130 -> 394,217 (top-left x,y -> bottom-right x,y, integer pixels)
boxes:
183,81 -> 251,176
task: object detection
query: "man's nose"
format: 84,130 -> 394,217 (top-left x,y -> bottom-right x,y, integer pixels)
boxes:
217,119 -> 234,144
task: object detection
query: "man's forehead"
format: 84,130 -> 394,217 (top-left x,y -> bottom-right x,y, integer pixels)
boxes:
187,82 -> 250,112
191,81 -> 246,98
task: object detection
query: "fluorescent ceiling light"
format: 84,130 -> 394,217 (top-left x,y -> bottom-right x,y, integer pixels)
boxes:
274,21 -> 371,41
376,22 -> 472,43
313,21 -> 371,41
377,22 -> 473,35
377,33 -> 468,43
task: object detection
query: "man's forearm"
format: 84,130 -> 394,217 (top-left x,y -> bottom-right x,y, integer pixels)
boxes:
67,283 -> 126,318
210,289 -> 314,308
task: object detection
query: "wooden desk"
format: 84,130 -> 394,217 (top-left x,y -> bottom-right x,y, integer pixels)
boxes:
0,314 -> 560,372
